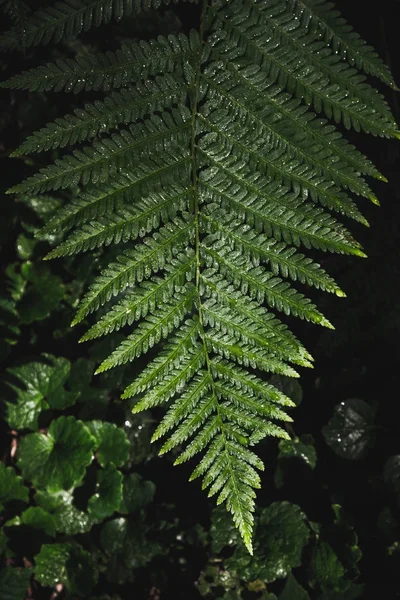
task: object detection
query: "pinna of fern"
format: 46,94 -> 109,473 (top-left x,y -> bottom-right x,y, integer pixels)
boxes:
1,0 -> 398,554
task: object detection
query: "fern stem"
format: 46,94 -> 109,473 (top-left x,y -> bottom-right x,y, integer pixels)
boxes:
190,0 -> 216,405
189,0 -> 254,555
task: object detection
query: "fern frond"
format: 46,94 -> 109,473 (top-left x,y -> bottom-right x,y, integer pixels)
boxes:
202,246 -> 332,326
81,252 -> 196,341
152,372 -> 212,442
210,358 -> 295,407
0,31 -> 199,93
199,171 -> 365,256
123,318 -> 203,400
12,75 -> 187,156
46,185 -> 193,257
211,0 -> 398,137
204,331 -> 300,378
201,274 -> 312,367
217,61 -> 386,183
9,108 -> 190,194
5,0 -> 397,553
39,156 -> 191,235
204,61 -> 379,201
0,0 -> 198,48
72,215 -> 193,324
295,0 -> 396,87
201,207 -> 344,295
253,1 -> 394,121
0,0 -> 29,25
96,287 -> 196,372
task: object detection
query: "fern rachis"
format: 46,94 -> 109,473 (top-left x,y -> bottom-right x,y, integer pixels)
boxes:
2,0 -> 398,553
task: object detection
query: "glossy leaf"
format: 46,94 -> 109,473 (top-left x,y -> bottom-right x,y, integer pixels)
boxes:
0,464 -> 29,512
225,502 -> 310,582
88,467 -> 123,521
86,421 -> 130,468
17,416 -> 95,491
5,355 -> 72,430
6,507 -> 56,537
322,398 -> 375,460
34,543 -> 97,595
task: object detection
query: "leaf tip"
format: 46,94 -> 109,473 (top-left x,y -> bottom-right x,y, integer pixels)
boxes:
369,194 -> 380,206
335,288 -> 346,298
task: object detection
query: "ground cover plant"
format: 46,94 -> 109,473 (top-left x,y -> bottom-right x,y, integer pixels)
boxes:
0,0 -> 400,598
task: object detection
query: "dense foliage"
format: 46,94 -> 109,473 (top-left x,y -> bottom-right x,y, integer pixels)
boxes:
0,0 -> 399,598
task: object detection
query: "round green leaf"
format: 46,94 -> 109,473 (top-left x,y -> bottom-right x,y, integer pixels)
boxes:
34,543 -> 97,596
311,541 -> 346,595
6,507 -> 56,537
322,399 -> 374,460
0,464 -> 29,512
118,473 -> 155,514
278,438 -> 317,469
100,518 -> 162,583
5,356 -> 72,430
86,421 -> 129,468
226,502 -> 310,582
18,266 -> 64,324
88,467 -> 123,521
17,416 -> 95,491
35,490 -> 92,535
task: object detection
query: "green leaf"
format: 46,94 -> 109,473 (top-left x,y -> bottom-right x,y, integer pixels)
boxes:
16,233 -> 34,260
35,490 -> 93,535
5,355 -> 72,430
211,505 -> 243,554
0,298 -> 20,362
226,502 -> 310,582
100,518 -> 163,583
0,464 -> 29,512
17,265 -> 64,324
331,504 -> 362,573
88,466 -> 123,521
0,567 -> 32,600
279,573 -> 310,600
6,507 -> 56,537
196,564 -> 239,597
17,415 -> 95,491
118,473 -> 155,514
123,412 -> 158,467
0,0 -> 199,49
86,421 -> 130,468
275,436 -> 317,488
34,543 -> 97,596
322,398 -> 375,460
278,437 -> 316,468
310,541 -> 346,595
